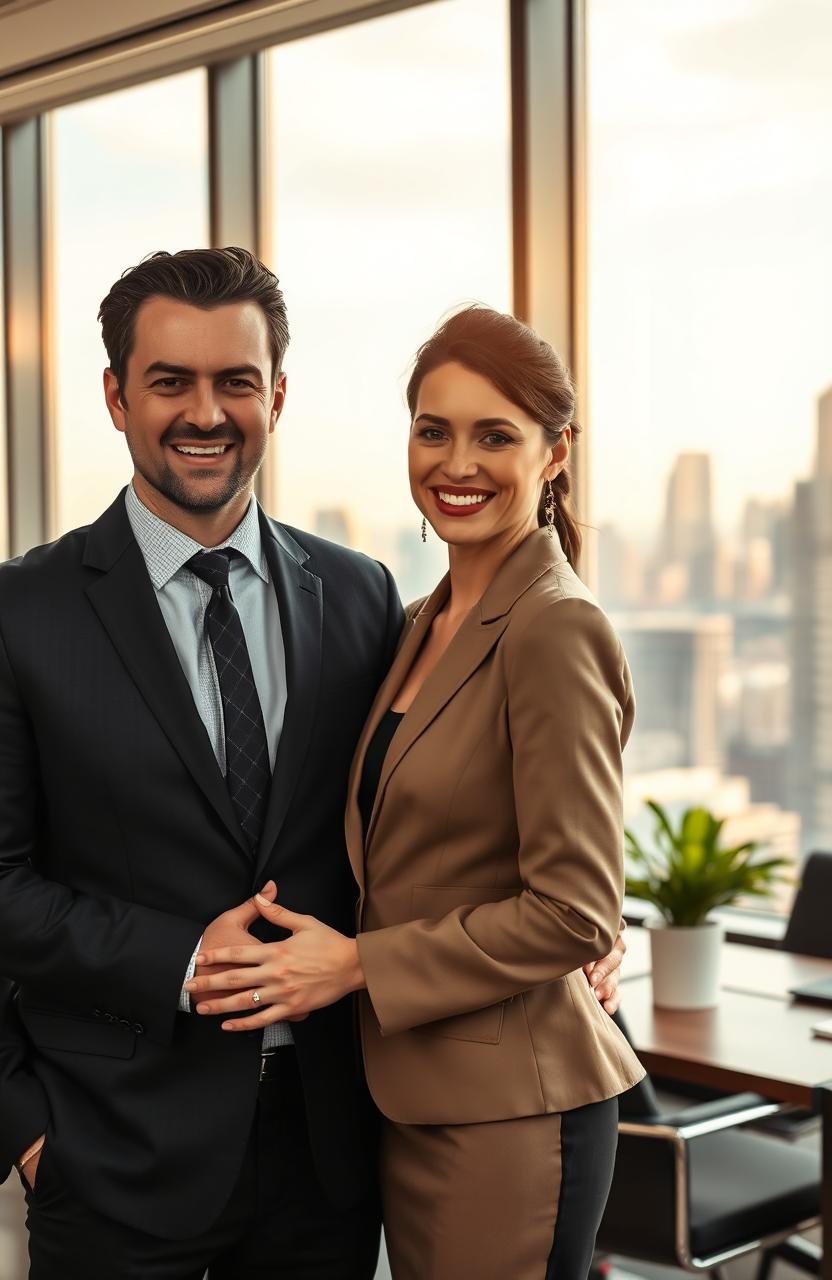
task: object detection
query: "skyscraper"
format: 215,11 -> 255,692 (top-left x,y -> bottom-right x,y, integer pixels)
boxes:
614,611 -> 733,774
788,386 -> 832,852
660,452 -> 716,603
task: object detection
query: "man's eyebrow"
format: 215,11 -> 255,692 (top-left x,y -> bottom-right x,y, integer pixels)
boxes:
142,361 -> 266,380
414,413 -> 521,430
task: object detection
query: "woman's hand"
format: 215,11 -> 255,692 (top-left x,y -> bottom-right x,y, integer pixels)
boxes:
583,918 -> 627,1014
184,883 -> 366,1031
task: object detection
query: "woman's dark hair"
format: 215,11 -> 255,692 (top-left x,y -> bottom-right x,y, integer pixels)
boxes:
406,305 -> 582,567
98,246 -> 289,396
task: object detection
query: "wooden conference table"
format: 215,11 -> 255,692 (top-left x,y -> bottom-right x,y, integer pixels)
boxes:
619,929 -> 832,1277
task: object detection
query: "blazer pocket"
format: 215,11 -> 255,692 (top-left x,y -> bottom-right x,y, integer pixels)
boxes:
19,1005 -> 137,1060
410,884 -> 511,1045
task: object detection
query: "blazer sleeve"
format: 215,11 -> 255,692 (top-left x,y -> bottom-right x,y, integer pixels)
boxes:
357,596 -> 634,1036
0,981 -> 49,1181
0,623 -> 203,1048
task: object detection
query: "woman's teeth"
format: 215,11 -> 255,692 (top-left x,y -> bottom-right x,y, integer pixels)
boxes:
438,492 -> 489,506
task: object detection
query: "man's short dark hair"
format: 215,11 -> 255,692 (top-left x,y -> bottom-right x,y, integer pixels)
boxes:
98,246 -> 289,391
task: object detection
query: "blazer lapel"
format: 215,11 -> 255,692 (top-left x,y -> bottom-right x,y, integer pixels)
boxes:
344,586 -> 444,889
347,527 -> 569,875
83,494 -> 249,856
254,515 -> 323,884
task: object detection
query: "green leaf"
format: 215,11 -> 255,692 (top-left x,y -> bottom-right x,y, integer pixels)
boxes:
625,799 -> 787,926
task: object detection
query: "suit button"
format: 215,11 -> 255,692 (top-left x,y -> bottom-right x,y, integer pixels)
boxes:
93,1009 -> 103,1018
132,1022 -> 144,1035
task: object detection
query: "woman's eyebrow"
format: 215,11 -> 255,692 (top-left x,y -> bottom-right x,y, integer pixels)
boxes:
414,413 -> 520,429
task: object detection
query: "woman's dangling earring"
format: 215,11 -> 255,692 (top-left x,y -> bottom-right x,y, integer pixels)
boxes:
421,516 -> 427,543
544,479 -> 557,537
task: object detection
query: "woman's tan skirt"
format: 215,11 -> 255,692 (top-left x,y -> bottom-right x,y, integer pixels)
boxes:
380,1096 -> 618,1280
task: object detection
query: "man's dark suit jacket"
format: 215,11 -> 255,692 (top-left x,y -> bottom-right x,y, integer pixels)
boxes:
0,490 -> 403,1239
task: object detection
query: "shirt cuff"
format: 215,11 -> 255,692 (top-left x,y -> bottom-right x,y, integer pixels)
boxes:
179,934 -> 204,1013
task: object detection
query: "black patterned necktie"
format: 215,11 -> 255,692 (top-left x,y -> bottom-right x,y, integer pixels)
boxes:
188,549 -> 270,848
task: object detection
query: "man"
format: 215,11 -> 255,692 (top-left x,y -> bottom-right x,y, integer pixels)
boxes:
0,247 -> 626,1278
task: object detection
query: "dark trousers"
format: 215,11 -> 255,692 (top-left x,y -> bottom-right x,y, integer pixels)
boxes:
24,1047 -> 381,1280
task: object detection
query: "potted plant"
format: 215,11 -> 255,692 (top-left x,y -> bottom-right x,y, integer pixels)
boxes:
625,801 -> 790,1009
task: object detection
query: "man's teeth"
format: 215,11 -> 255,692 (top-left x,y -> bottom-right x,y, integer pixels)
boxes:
174,445 -> 230,455
438,492 -> 490,506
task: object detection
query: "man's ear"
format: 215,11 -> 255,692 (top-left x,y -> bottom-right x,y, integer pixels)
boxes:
269,372 -> 287,435
103,368 -> 128,434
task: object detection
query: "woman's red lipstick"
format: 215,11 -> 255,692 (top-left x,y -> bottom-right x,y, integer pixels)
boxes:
431,486 -> 495,517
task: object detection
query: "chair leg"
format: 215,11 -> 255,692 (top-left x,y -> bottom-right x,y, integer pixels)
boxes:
755,1248 -> 778,1280
766,1235 -> 822,1276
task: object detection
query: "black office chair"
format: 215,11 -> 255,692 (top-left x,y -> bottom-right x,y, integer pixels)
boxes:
743,851 -> 832,1143
595,1014 -> 822,1278
783,851 -> 832,957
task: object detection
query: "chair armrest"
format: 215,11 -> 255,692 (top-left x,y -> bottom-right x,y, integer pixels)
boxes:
671,1093 -> 785,1139
619,1093 -> 785,1141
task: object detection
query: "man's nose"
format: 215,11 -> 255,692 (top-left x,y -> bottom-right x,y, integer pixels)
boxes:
183,384 -> 226,431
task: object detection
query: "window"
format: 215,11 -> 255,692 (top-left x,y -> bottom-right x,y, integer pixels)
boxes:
50,69 -> 209,536
587,0 -> 832,907
267,0 -> 512,603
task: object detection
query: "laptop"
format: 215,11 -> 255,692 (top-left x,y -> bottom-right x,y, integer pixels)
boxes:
788,975 -> 832,1007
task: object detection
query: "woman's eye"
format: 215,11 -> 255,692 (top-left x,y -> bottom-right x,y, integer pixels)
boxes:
417,427 -> 446,442
482,432 -> 512,446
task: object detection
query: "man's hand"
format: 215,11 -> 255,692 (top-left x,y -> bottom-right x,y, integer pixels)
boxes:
194,882 -> 278,1004
583,919 -> 627,1015
19,1137 -> 45,1191
185,883 -> 364,1030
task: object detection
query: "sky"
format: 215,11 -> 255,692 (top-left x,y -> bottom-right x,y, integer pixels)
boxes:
45,0 -> 832,558
587,0 -> 832,539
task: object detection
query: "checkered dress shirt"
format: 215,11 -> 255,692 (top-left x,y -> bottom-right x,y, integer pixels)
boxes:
125,484 -> 292,1048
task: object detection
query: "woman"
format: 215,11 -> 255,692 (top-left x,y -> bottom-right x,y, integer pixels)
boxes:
192,306 -> 644,1278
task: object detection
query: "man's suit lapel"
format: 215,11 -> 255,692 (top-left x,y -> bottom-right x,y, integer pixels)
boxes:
83,494 -> 249,857
254,514 -> 323,884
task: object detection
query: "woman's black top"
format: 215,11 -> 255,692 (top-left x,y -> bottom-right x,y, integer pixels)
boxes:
358,709 -> 404,835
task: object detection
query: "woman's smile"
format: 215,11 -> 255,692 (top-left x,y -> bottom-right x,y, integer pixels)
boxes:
430,485 -> 496,516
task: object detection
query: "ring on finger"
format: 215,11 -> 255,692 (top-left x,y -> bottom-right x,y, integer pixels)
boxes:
252,991 -> 261,1006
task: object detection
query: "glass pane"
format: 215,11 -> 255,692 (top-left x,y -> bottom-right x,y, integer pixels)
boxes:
587,0 -> 832,906
0,139 -> 7,561
268,0 -> 511,602
50,70 -> 209,535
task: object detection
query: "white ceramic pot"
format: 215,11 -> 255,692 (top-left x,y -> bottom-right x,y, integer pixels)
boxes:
647,918 -> 724,1009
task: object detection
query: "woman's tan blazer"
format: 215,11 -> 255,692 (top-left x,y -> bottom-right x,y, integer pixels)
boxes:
347,527 -> 645,1126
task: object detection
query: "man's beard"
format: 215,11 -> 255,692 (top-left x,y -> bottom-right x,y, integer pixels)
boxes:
137,451 -> 249,513
126,423 -> 266,514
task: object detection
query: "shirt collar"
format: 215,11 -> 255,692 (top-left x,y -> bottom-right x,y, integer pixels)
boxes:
125,483 -> 269,590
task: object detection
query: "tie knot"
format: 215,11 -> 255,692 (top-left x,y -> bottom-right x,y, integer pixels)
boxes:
188,549 -> 237,591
